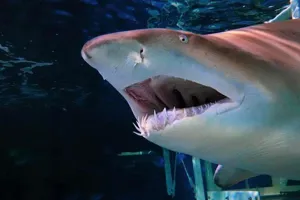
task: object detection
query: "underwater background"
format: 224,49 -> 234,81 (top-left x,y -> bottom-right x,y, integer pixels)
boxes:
0,0 -> 298,200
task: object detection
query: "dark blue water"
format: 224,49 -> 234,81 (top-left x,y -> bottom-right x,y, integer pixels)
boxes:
0,0 -> 293,199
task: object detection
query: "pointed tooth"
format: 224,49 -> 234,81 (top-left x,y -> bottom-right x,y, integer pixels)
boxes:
162,108 -> 167,116
191,107 -> 197,115
199,105 -> 204,112
153,110 -> 157,120
137,116 -> 141,125
172,107 -> 176,117
197,106 -> 203,113
133,131 -> 143,136
141,116 -> 144,125
183,108 -> 187,117
152,110 -> 159,129
142,114 -> 148,124
162,108 -> 168,125
133,123 -> 141,132
168,107 -> 176,122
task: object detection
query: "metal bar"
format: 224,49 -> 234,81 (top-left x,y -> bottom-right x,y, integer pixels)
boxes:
192,157 -> 206,200
163,148 -> 174,196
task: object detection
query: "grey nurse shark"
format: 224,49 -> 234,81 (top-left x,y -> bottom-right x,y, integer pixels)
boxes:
81,19 -> 300,188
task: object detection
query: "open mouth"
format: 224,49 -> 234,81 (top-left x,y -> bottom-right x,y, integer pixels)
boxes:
124,75 -> 230,137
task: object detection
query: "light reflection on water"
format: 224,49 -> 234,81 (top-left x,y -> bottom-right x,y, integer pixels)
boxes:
0,43 -> 53,105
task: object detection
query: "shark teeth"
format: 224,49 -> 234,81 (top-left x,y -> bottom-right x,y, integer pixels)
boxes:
133,115 -> 149,137
133,103 -> 216,137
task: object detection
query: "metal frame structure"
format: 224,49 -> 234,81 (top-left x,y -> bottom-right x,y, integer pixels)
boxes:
162,149 -> 300,200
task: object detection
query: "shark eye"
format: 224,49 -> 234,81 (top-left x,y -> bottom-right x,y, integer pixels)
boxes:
179,34 -> 188,43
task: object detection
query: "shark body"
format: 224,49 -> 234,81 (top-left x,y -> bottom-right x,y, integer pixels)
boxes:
81,19 -> 300,187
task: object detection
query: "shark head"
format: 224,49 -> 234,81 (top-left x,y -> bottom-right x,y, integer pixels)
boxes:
81,28 -> 247,118
81,21 -> 300,179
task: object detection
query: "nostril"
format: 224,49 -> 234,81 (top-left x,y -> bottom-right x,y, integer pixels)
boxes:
82,49 -> 92,59
86,51 -> 92,59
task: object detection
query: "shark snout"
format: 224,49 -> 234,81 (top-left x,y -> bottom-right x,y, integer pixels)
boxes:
81,37 -> 107,73
81,48 -> 92,60
81,35 -> 111,60
81,38 -> 99,60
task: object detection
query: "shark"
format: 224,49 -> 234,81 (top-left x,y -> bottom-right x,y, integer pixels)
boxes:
81,19 -> 300,188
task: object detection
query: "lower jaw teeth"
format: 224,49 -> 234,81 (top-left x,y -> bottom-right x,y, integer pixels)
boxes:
149,103 -> 216,130
134,102 -> 217,136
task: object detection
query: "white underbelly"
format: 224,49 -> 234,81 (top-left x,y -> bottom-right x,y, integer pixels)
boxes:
146,117 -> 300,180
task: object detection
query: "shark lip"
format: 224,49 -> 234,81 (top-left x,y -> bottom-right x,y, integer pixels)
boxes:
124,75 -> 229,136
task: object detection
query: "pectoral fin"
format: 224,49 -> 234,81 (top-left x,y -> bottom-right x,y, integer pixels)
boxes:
213,165 -> 257,188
